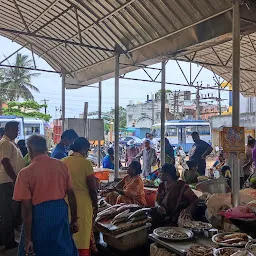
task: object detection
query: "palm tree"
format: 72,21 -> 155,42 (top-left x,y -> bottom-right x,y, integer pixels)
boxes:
0,53 -> 40,101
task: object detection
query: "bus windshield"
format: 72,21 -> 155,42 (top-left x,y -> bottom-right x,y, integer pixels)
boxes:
166,126 -> 177,136
185,126 -> 197,136
198,125 -> 210,135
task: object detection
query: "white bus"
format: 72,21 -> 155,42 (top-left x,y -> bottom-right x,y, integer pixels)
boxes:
152,120 -> 211,153
0,116 -> 44,141
24,118 -> 45,140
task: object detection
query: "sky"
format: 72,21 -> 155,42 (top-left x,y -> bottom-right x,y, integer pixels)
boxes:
0,36 -> 245,120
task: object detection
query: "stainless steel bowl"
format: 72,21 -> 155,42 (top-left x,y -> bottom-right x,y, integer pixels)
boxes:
196,178 -> 229,194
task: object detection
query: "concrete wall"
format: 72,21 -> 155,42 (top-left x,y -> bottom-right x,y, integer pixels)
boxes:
210,113 -> 256,146
126,101 -> 161,128
210,112 -> 256,130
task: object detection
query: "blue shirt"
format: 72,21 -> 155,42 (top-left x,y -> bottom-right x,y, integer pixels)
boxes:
51,143 -> 67,160
189,139 -> 210,163
102,155 -> 114,170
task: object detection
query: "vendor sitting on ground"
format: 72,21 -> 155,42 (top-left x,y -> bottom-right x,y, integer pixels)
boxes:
105,160 -> 147,206
181,160 -> 199,185
151,163 -> 198,228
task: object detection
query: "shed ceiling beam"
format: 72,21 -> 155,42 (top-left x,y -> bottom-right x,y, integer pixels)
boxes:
10,35 -> 70,75
12,0 -> 30,32
0,27 -> 116,53
248,34 -> 256,53
65,83 -> 98,88
119,77 -> 239,92
142,68 -> 154,81
192,64 -> 204,85
12,0 -> 61,41
225,53 -> 233,66
40,0 -> 136,56
174,58 -> 256,73
0,64 -> 60,74
211,46 -> 225,66
32,5 -> 73,34
241,17 -> 256,25
119,63 -> 162,71
74,7 -> 82,44
191,51 -> 197,61
13,0 -> 36,70
30,44 -> 36,69
0,44 -> 28,64
176,60 -> 190,85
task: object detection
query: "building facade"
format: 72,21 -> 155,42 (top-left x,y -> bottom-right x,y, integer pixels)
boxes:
126,100 -> 161,128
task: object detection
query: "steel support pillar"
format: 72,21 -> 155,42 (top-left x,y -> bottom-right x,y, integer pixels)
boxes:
160,61 -> 166,165
231,0 -> 241,207
97,81 -> 102,168
196,86 -> 200,120
114,54 -> 120,179
61,72 -> 66,131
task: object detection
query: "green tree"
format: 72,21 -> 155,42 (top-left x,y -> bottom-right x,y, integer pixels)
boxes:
110,106 -> 127,128
0,53 -> 40,101
2,101 -> 51,122
102,106 -> 127,132
155,89 -> 172,100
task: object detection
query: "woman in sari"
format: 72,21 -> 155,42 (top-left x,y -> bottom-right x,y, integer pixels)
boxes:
106,160 -> 147,206
244,136 -> 255,187
151,163 -> 198,228
62,137 -> 98,256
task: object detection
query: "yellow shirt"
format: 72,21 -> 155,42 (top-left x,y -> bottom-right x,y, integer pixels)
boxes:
0,135 -> 25,184
62,153 -> 94,249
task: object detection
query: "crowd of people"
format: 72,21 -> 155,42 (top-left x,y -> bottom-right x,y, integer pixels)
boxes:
1,121 -> 253,256
0,122 -> 98,256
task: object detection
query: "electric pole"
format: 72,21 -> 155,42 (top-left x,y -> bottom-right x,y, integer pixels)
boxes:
196,85 -> 201,120
41,99 -> 49,114
218,83 -> 222,115
171,91 -> 181,120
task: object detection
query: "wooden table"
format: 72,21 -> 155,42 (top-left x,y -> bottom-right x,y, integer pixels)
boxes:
149,234 -> 216,256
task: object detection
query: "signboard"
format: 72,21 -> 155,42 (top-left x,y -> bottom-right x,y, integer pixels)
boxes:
222,127 -> 245,152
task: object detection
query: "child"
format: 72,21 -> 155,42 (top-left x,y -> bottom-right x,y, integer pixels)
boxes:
182,160 -> 199,185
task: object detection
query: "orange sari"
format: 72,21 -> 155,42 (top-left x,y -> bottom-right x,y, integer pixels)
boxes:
106,175 -> 147,206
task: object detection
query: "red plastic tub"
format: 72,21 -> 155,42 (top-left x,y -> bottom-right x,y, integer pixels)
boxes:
94,170 -> 110,181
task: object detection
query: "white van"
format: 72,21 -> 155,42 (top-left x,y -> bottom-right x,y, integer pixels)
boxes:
0,116 -> 44,141
0,116 -> 25,141
24,118 -> 45,140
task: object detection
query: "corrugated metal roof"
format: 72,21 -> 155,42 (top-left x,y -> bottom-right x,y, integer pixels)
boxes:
1,0 -> 256,95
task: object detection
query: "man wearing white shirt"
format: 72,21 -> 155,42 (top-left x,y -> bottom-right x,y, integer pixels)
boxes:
0,121 -> 25,250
